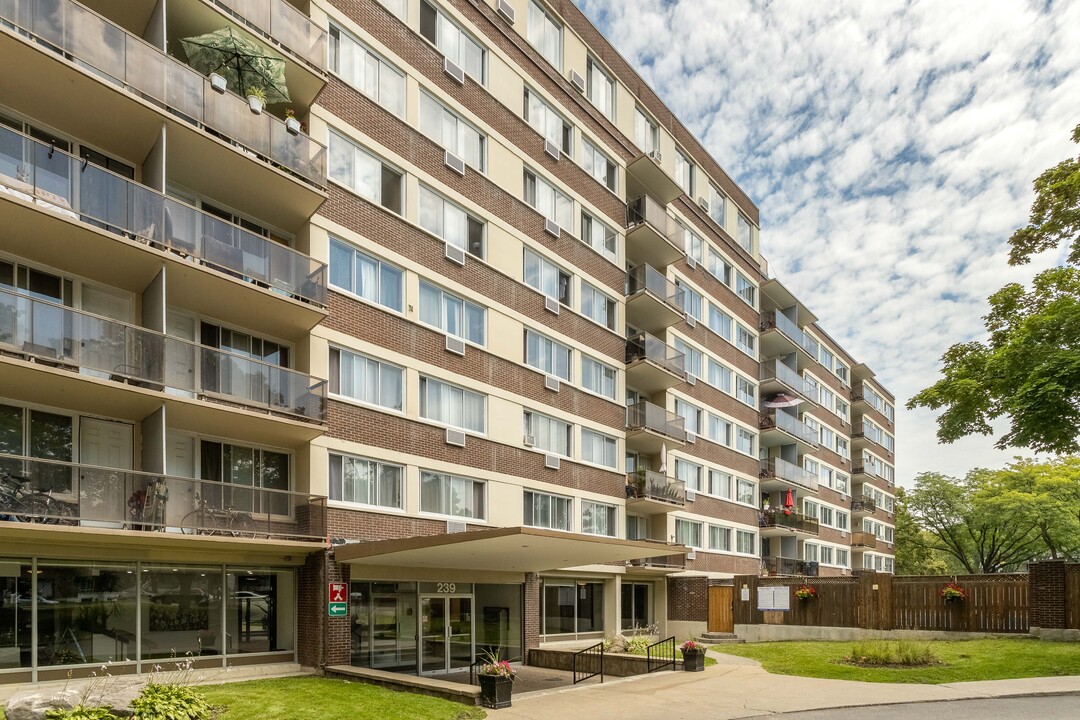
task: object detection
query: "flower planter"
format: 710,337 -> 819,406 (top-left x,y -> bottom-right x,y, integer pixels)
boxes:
209,72 -> 227,93
285,117 -> 302,135
247,95 -> 265,114
682,650 -> 705,672
478,675 -> 513,709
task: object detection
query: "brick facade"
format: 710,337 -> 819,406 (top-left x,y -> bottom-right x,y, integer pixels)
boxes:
667,576 -> 709,622
1030,560 -> 1069,630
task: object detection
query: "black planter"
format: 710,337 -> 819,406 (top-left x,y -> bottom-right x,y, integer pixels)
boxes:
682,650 -> 705,672
479,675 -> 513,709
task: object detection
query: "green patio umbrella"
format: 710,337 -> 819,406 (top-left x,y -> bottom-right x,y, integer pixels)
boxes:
179,26 -> 291,104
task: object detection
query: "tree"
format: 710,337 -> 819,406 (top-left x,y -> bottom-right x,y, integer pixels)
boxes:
909,124 -> 1080,453
892,487 -> 953,575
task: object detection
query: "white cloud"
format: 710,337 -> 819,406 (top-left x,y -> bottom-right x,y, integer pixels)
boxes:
579,0 -> 1080,483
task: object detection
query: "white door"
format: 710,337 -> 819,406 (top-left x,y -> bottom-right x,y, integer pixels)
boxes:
79,417 -> 133,527
165,432 -> 196,527
165,310 -> 197,397
80,286 -> 135,380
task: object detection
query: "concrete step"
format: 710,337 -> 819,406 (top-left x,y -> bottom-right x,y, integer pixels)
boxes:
699,632 -> 744,644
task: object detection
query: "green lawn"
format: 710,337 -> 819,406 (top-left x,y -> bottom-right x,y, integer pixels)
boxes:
715,638 -> 1080,683
199,677 -> 485,720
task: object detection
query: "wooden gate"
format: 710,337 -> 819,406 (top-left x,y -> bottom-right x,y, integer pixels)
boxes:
708,585 -> 734,632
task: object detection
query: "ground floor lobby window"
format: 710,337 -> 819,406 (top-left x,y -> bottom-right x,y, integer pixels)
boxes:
0,559 -> 295,681
541,579 -> 604,636
349,580 -> 522,675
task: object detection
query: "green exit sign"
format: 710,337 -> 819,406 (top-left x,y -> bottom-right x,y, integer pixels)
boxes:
328,602 -> 348,618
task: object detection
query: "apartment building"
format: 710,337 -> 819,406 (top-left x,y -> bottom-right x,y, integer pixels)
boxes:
0,0 -> 895,683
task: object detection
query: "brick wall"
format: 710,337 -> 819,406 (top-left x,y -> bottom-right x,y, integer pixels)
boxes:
667,576 -> 709,622
524,572 -> 540,663
1030,560 -> 1068,629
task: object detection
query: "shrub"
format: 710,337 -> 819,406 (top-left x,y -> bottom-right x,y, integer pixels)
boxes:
847,640 -> 940,667
45,706 -> 117,720
625,636 -> 651,655
130,683 -> 212,720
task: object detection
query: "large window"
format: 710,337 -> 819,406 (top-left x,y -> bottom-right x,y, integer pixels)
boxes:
528,0 -> 562,68
523,88 -> 573,156
581,281 -> 616,330
709,469 -> 732,498
674,337 -> 703,380
736,375 -> 756,407
735,323 -> 756,357
736,529 -> 756,554
419,281 -> 485,345
524,490 -> 572,530
707,358 -> 732,393
420,470 -> 486,519
675,398 -> 701,436
329,347 -> 404,411
524,330 -> 572,381
675,458 -> 702,492
418,185 -> 485,258
0,403 -> 73,492
581,356 -> 616,399
524,249 -> 571,305
737,213 -> 754,254
418,91 -> 486,171
621,582 -> 651,629
329,25 -> 405,116
328,131 -> 403,213
329,239 -> 404,311
675,150 -> 694,195
524,169 -> 573,228
420,0 -> 485,82
582,139 -> 616,191
524,410 -> 571,457
581,500 -> 616,536
735,272 -> 756,306
735,426 -> 755,455
634,108 -> 658,154
581,428 -> 617,468
736,477 -> 755,505
419,377 -> 486,432
675,518 -> 703,548
709,525 -> 731,551
329,454 -> 403,509
581,211 -> 618,262
586,57 -> 614,120
543,580 -> 603,634
200,441 -> 290,516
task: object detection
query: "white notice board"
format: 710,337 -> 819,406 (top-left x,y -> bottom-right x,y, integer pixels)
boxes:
757,585 -> 791,611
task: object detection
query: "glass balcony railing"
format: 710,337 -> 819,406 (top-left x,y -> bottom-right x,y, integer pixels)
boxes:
759,458 -> 819,492
760,410 -> 818,446
0,289 -> 327,422
626,400 -> 686,440
760,310 -> 819,357
758,510 -> 820,535
0,0 -> 327,186
626,265 -> 684,312
761,556 -> 819,577
214,0 -> 328,72
0,454 -> 326,541
626,332 -> 685,377
760,358 -> 812,396
627,195 -> 683,245
0,125 -> 327,305
627,470 -> 686,506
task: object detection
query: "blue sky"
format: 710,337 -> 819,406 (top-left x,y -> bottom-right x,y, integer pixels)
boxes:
577,0 -> 1080,485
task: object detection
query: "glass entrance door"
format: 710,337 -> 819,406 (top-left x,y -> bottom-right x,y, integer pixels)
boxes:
420,595 -> 473,675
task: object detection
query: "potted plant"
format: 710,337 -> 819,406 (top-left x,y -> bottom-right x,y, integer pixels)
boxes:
679,639 -> 705,672
284,108 -> 304,135
209,72 -> 228,93
940,582 -> 967,603
246,86 -> 267,115
476,649 -> 515,709
794,585 -> 818,601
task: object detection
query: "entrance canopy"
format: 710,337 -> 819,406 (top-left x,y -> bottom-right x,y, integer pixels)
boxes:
334,526 -> 688,573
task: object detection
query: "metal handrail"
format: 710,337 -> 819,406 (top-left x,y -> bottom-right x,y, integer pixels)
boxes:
572,641 -> 604,685
646,636 -> 675,673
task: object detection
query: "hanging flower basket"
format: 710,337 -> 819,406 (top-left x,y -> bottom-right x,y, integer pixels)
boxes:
794,585 -> 818,600
940,582 -> 967,603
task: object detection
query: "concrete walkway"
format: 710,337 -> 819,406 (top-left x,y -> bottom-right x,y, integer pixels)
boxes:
493,650 -> 1080,720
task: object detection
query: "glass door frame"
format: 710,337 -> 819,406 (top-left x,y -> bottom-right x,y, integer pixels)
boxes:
419,593 -> 474,676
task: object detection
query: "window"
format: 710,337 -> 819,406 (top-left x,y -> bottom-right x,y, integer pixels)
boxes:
707,248 -> 732,286
418,185 -> 485,258
419,376 -> 486,432
528,0 -> 562,68
708,303 -> 732,340
421,470 -> 486,519
736,375 -> 755,406
418,91 -> 486,171
419,281 -> 485,345
581,211 -> 618,262
634,108 -> 658,153
581,356 -> 616,399
0,404 -> 73,493
586,56 -> 614,119
681,225 -> 704,265
524,410 -> 571,456
523,249 -> 571,305
820,386 -> 836,414
523,169 -> 573,228
735,426 -> 755,455
804,500 -> 819,520
676,280 -> 702,320
581,500 -> 616,536
736,529 -> 755,554
524,490 -> 572,530
329,454 -> 403,509
836,473 -> 849,495
737,214 -> 754,254
837,548 -> 850,568
819,505 -> 834,526
582,139 -> 616,191
835,362 -> 849,386
328,131 -> 403,213
544,580 -> 604,634
708,414 -> 732,446
709,525 -> 731,552
709,470 -> 732,498
884,495 -> 895,513
837,511 -> 849,531
329,239 -> 404,311
675,150 -> 694,195
836,437 -> 850,459
626,514 -> 648,540
675,399 -> 702,436
420,0 -> 485,82
885,526 -> 895,543
735,323 -> 756,356
523,88 -> 573,155
329,348 -> 404,411
820,425 -> 835,450
735,272 -> 755,306
675,458 -> 702,492
707,185 -> 726,227
819,346 -> 835,372
200,441 -> 291,514
329,25 -> 405,116
673,338 -> 703,379
622,582 -> 651,628
675,518 -> 703,548
737,478 -> 755,504
707,359 -> 732,393
376,0 -> 405,19
581,282 -> 616,330
581,428 -> 617,468
524,330 -> 572,381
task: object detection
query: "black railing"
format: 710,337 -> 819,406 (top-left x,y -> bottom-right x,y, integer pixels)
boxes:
572,641 -> 604,685
646,636 -> 676,673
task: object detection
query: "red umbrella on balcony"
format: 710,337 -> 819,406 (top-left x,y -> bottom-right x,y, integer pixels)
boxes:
764,393 -> 803,408
783,488 -> 794,515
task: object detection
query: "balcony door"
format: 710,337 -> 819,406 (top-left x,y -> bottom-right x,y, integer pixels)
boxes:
78,417 -> 133,526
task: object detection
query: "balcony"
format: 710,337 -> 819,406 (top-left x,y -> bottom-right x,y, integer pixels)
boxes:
0,289 -> 327,427
625,552 -> 687,575
759,458 -> 819,493
201,0 -> 328,76
759,310 -> 818,366
626,332 -> 685,394
758,510 -> 820,537
761,556 -> 819,577
851,495 -> 877,515
0,0 -> 327,228
0,125 -> 327,331
625,151 -> 682,205
759,410 -> 818,452
625,195 -> 685,269
759,358 -> 813,400
850,530 -> 878,548
626,400 -> 686,455
0,454 -> 326,543
625,265 -> 685,334
626,470 -> 686,514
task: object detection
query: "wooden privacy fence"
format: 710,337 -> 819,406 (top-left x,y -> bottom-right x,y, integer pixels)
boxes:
732,572 -> 1029,633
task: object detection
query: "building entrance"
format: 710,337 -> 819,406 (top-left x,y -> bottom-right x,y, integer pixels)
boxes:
420,595 -> 473,675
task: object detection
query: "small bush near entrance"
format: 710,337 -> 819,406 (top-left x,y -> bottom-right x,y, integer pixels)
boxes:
845,640 -> 940,667
44,707 -> 116,720
130,683 -> 212,720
